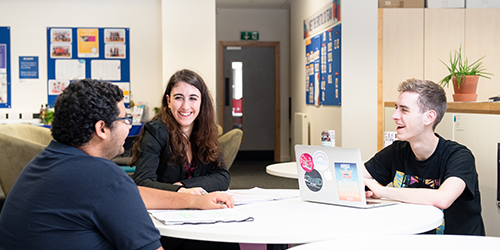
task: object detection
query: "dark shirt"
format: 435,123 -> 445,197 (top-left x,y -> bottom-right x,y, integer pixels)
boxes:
365,134 -> 485,235
0,141 -> 161,250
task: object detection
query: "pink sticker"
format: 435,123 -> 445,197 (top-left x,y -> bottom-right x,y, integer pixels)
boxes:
299,153 -> 314,172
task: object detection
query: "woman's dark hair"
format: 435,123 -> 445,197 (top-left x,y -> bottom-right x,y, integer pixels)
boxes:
131,69 -> 221,167
51,79 -> 123,147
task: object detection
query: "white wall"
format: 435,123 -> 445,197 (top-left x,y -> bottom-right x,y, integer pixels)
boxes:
1,0 -> 378,162
290,0 -> 378,160
216,8 -> 290,161
290,0 -> 341,153
340,1 -> 378,159
162,0 -> 217,99
0,0 -> 163,120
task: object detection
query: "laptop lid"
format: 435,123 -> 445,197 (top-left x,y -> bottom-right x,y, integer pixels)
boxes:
294,145 -> 369,208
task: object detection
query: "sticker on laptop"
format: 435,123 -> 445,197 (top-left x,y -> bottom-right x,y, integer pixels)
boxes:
304,169 -> 322,192
313,151 -> 329,171
299,153 -> 314,172
334,162 -> 361,202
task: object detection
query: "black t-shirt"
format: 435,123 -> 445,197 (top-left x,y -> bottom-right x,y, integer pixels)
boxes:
365,134 -> 485,235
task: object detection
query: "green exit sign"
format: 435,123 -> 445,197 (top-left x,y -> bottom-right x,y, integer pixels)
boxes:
240,31 -> 259,41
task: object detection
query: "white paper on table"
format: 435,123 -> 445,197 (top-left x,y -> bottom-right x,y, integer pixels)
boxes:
148,208 -> 254,226
225,187 -> 299,206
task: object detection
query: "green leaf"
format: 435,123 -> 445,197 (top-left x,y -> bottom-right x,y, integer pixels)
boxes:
438,44 -> 494,88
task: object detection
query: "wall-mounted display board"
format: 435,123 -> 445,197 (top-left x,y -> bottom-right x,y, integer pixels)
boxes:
0,27 -> 11,108
304,1 -> 341,106
46,27 -> 130,107
305,35 -> 321,105
305,24 -> 341,106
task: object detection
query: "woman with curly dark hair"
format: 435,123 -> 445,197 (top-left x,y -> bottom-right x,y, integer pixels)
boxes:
131,69 -> 230,195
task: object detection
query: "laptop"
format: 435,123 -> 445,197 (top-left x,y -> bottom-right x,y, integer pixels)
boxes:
294,145 -> 398,208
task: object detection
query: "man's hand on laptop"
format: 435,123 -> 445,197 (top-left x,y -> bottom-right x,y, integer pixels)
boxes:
364,178 -> 384,199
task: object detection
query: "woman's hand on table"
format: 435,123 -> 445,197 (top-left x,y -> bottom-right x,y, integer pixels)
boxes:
177,186 -> 208,196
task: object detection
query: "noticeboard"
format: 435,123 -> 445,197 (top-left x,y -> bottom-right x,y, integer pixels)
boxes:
305,23 -> 341,106
0,27 -> 11,108
46,27 -> 131,108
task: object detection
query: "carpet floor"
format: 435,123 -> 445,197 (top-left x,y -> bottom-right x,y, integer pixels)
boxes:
228,160 -> 298,190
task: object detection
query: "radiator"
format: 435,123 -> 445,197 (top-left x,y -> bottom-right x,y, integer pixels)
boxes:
294,112 -> 309,145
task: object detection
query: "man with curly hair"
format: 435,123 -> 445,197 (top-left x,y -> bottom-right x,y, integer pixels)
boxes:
0,79 -> 234,250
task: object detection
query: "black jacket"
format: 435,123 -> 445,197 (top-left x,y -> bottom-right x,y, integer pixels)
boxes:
132,119 -> 231,192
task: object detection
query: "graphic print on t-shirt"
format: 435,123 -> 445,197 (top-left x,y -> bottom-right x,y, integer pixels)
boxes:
392,170 -> 440,189
393,170 -> 444,234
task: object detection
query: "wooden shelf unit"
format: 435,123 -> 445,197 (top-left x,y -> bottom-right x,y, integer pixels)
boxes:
384,102 -> 500,115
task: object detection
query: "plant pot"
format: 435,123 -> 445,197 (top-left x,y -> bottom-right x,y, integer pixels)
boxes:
452,75 -> 479,102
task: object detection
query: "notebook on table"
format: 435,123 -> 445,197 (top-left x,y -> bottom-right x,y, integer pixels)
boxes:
294,145 -> 398,209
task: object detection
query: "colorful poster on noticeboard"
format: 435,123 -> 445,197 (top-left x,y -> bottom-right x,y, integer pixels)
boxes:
319,24 -> 341,106
0,44 -> 7,104
334,162 -> 361,202
78,29 -> 99,58
104,29 -> 126,43
48,79 -> 69,96
0,26 -> 11,108
51,28 -> 72,43
0,44 -> 6,71
305,35 -> 321,105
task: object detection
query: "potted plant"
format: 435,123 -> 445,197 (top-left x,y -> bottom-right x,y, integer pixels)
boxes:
153,107 -> 160,116
438,45 -> 493,102
40,109 -> 54,125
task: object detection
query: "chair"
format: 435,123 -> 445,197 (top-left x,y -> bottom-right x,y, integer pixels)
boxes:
0,124 -> 52,197
112,135 -> 138,176
217,125 -> 243,170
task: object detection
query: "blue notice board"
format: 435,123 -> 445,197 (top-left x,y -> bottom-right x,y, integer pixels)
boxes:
304,23 -> 341,106
0,27 -> 11,108
46,27 -> 130,107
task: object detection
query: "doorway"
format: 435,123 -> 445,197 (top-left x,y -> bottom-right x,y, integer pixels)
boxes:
218,41 -> 280,162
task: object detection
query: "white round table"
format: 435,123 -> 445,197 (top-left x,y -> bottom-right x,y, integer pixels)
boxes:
153,189 -> 444,245
265,162 -> 298,179
288,234 -> 500,250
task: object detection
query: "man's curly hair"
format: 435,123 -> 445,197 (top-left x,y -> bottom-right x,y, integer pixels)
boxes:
51,79 -> 123,147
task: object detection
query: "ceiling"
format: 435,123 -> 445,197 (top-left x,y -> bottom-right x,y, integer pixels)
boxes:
216,0 -> 290,9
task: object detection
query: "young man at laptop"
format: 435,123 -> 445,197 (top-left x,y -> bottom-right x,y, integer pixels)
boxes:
363,79 -> 484,235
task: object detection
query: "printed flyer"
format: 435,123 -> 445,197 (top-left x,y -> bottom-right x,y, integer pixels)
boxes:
78,29 -> 99,58
334,162 -> 361,201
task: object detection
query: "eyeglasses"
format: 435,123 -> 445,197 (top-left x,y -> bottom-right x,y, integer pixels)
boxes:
115,114 -> 133,125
